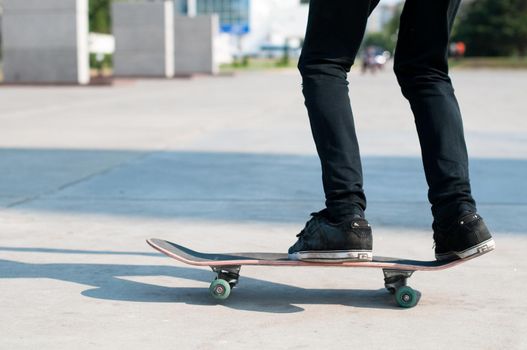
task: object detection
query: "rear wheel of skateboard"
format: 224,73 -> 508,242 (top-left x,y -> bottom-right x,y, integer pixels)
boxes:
395,286 -> 418,308
209,279 -> 231,300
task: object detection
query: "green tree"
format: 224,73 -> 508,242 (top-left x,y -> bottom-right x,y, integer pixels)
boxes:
362,32 -> 395,53
361,3 -> 403,54
89,0 -> 111,34
88,0 -> 112,69
454,0 -> 527,57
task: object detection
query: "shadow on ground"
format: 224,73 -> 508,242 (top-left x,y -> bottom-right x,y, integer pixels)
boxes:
1,148 -> 526,232
0,247 -> 405,313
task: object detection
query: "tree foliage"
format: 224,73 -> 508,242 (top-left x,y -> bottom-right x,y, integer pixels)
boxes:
454,0 -> 527,57
362,3 -> 403,54
89,0 -> 111,34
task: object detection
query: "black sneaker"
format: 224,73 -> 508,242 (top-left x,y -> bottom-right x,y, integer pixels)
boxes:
288,210 -> 373,262
433,212 -> 495,261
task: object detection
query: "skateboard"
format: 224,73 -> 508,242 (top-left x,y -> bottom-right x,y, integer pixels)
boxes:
147,238 -> 474,308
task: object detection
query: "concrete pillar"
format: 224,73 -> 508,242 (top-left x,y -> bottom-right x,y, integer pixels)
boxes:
112,0 -> 174,78
174,14 -> 219,76
1,0 -> 89,84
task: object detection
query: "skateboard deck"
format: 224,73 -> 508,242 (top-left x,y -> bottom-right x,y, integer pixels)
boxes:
147,238 -> 465,270
147,238 -> 472,308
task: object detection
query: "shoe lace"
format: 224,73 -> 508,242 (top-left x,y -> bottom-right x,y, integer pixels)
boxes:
296,212 -> 320,238
296,226 -> 308,238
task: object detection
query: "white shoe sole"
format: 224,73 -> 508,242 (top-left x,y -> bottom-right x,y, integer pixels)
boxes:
436,238 -> 496,261
288,250 -> 373,262
456,238 -> 496,259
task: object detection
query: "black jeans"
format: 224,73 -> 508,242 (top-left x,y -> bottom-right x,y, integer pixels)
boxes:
299,0 -> 476,224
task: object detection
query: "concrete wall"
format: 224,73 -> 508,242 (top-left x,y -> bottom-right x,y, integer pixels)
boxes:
1,0 -> 89,84
112,0 -> 174,78
174,14 -> 218,75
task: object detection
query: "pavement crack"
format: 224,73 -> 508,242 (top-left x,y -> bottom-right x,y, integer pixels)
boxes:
6,151 -> 154,209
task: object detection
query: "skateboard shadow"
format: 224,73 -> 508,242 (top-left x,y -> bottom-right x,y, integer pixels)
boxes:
0,250 -> 406,313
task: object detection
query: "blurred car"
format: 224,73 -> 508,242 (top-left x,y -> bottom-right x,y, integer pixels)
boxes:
362,46 -> 391,74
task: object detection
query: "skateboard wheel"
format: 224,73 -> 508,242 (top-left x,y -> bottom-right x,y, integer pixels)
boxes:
209,279 -> 231,300
395,286 -> 418,308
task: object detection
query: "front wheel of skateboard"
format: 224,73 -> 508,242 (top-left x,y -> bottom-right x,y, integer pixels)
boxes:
395,286 -> 418,308
209,279 -> 231,300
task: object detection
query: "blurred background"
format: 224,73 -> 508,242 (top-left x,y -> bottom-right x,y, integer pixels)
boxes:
1,0 -> 525,83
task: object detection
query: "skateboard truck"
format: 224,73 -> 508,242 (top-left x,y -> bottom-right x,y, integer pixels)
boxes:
208,266 -> 420,307
383,269 -> 419,308
383,269 -> 413,293
210,266 -> 241,300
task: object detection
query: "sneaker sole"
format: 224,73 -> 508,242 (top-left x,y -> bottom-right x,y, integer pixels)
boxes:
436,238 -> 496,261
288,250 -> 373,262
455,238 -> 496,259
435,251 -> 458,261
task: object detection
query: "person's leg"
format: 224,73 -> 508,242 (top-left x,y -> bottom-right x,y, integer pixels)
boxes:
298,0 -> 380,223
393,0 -> 474,224
288,0 -> 379,261
394,0 -> 494,260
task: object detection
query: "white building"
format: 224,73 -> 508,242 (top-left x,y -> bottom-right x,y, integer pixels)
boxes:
244,0 -> 309,55
179,0 -> 309,57
183,0 -> 399,58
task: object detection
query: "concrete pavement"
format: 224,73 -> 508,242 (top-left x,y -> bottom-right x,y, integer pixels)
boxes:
1,68 -> 526,349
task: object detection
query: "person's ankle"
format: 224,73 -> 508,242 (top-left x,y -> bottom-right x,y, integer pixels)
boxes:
328,210 -> 365,224
435,204 -> 475,228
